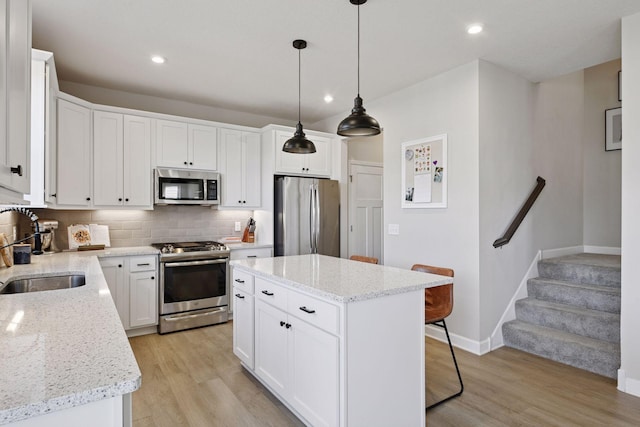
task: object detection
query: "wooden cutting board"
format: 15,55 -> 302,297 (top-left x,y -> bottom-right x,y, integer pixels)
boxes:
0,233 -> 13,267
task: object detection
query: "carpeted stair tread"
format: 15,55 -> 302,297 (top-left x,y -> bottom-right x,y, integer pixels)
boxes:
502,320 -> 619,378
538,253 -> 620,287
515,298 -> 620,343
527,277 -> 620,313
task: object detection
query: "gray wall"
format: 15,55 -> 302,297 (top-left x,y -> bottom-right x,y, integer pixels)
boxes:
583,59 -> 622,248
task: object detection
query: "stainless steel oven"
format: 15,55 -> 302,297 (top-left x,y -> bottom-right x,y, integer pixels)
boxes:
154,241 -> 230,334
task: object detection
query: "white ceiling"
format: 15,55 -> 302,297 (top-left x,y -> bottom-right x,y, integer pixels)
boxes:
31,0 -> 640,125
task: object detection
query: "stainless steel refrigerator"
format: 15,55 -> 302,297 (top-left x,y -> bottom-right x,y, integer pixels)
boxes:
274,176 -> 340,257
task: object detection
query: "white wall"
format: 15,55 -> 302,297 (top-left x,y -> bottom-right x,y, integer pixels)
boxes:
583,60 -> 622,248
59,80 -> 293,129
620,12 -> 640,397
477,61 -> 536,338
347,135 -> 383,163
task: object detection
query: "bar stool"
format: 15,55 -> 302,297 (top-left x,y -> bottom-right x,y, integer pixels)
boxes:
411,264 -> 463,410
349,255 -> 379,264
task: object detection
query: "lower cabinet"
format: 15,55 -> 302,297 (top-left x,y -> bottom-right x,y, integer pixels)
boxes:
244,275 -> 339,427
100,255 -> 158,332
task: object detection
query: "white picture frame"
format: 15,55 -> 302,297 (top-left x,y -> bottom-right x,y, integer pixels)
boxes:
401,134 -> 447,209
605,107 -> 622,151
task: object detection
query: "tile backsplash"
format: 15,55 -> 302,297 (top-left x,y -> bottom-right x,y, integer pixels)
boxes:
17,206 -> 253,250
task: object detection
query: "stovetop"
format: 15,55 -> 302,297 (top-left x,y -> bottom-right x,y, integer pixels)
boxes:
152,241 -> 230,260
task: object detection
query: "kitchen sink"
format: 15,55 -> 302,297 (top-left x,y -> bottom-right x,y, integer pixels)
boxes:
0,274 -> 86,294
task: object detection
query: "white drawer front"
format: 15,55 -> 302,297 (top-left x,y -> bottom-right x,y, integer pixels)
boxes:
230,247 -> 272,260
129,256 -> 157,272
255,277 -> 288,311
232,269 -> 255,294
288,290 -> 339,335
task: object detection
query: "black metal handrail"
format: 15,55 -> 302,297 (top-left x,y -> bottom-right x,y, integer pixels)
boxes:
493,176 -> 546,248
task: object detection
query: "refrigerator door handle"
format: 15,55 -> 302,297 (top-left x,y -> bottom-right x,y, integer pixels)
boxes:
309,184 -> 316,253
314,184 -> 320,254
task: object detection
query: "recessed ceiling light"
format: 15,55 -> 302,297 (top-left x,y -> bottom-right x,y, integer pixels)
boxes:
467,24 -> 483,35
324,94 -> 334,103
151,55 -> 166,64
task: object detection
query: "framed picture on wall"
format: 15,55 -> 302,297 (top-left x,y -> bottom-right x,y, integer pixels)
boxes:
605,107 -> 622,151
401,134 -> 448,208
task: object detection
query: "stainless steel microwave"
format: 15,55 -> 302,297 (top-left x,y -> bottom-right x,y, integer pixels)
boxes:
154,168 -> 220,205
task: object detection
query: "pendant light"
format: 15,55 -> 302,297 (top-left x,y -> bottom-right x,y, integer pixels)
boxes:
283,39 -> 316,154
337,0 -> 381,137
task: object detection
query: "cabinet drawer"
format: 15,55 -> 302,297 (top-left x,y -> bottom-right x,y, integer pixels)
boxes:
230,247 -> 272,260
232,269 -> 255,294
129,256 -> 157,272
288,290 -> 339,335
255,277 -> 288,311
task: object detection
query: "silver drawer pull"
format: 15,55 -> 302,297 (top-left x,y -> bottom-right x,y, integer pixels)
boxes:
235,279 -> 245,283
299,306 -> 316,314
261,290 -> 274,296
235,293 -> 245,299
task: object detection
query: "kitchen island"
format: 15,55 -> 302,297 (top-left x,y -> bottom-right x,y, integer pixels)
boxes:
0,251 -> 146,426
231,254 -> 451,427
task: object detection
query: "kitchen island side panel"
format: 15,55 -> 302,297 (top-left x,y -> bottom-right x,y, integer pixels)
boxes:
344,289 -> 425,427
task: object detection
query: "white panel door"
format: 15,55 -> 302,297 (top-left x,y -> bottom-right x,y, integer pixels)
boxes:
156,119 -> 188,168
128,272 -> 158,328
274,130 -> 305,175
220,128 -> 244,207
232,288 -> 255,369
93,111 -> 123,206
242,131 -> 261,207
254,300 -> 288,397
349,163 -> 384,263
189,124 -> 218,170
99,257 -> 127,328
305,135 -> 332,177
123,115 -> 152,207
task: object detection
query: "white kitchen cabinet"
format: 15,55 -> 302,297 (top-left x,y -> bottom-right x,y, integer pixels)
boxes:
253,278 -> 339,427
156,119 -> 217,170
93,111 -> 152,208
232,286 -> 255,369
229,246 -> 272,260
100,255 -> 158,333
0,0 -> 31,198
274,130 -> 332,177
219,128 -> 261,208
56,97 -> 92,207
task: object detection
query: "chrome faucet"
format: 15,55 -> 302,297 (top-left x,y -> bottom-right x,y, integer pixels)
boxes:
0,207 -> 43,255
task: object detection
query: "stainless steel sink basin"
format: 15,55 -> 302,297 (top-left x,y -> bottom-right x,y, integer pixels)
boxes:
0,274 -> 86,294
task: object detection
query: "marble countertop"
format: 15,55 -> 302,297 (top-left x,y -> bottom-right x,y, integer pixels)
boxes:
231,254 -> 452,303
0,252 -> 142,425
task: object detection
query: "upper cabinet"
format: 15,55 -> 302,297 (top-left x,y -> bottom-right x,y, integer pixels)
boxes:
156,119 -> 217,171
56,97 -> 92,207
274,130 -> 332,177
93,111 -> 152,208
219,128 -> 261,208
0,0 -> 31,199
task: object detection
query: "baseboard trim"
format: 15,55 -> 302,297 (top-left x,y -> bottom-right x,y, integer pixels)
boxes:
541,246 -> 583,259
618,369 -> 640,397
488,251 -> 541,351
584,245 -> 621,255
425,325 -> 490,356
125,325 -> 158,338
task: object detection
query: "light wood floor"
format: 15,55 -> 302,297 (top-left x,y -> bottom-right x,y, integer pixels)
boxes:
129,322 -> 640,426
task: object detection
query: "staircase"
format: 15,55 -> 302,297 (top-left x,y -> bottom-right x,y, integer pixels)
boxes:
502,253 -> 621,378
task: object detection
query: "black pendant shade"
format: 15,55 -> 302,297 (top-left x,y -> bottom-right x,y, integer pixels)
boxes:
337,0 -> 381,137
283,39 -> 316,154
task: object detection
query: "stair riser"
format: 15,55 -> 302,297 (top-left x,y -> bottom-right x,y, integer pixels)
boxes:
537,263 -> 620,287
527,280 -> 620,314
502,323 -> 619,378
515,301 -> 620,343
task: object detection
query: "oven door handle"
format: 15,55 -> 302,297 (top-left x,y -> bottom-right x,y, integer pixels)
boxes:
164,259 -> 228,268
163,307 -> 227,322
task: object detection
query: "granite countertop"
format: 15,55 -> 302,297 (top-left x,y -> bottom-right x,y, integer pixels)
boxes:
0,252 -> 142,425
230,254 -> 452,303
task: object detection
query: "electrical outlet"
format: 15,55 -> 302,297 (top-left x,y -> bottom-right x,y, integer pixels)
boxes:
388,224 -> 400,235
235,221 -> 242,231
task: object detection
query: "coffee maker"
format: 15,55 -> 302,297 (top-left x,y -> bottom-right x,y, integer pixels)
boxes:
32,219 -> 59,252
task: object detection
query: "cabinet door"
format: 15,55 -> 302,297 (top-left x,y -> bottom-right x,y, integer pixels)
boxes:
156,119 -> 188,168
233,287 -> 255,369
255,299 -> 289,397
288,318 -> 339,427
243,132 -> 261,207
220,128 -> 244,207
189,124 -> 218,170
129,271 -> 158,328
305,135 -> 332,177
123,115 -> 152,207
93,111 -> 123,206
274,130 -> 306,175
57,99 -> 92,206
100,257 -> 128,328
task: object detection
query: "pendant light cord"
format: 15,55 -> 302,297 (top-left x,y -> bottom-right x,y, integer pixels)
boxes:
298,47 -> 301,122
357,1 -> 360,97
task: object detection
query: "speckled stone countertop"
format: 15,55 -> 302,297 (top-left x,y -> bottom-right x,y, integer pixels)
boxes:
0,252 -> 143,425
230,254 -> 452,303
